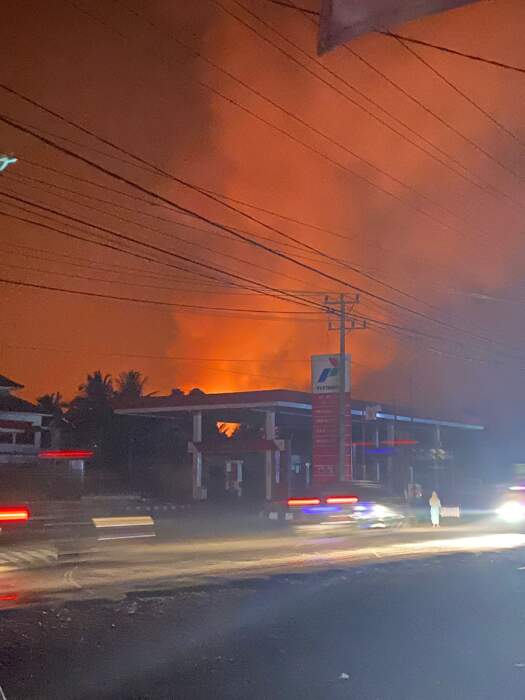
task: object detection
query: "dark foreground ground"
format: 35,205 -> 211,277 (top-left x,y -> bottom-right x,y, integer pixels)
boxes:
2,548 -> 525,699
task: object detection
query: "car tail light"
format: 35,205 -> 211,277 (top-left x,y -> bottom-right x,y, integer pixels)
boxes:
325,496 -> 359,504
39,450 -> 94,460
0,507 -> 30,523
287,498 -> 321,507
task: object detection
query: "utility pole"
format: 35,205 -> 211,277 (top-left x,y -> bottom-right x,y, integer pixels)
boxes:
326,293 -> 366,482
338,294 -> 347,483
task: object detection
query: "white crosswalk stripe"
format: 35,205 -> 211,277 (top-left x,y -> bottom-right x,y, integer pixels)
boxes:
0,547 -> 58,568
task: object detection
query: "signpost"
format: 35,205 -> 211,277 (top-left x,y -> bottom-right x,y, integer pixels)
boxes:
311,354 -> 352,483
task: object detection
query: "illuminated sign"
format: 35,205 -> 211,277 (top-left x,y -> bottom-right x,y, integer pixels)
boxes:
311,354 -> 352,482
311,354 -> 350,394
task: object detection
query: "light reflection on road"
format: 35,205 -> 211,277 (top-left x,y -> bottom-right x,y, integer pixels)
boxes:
1,528 -> 525,606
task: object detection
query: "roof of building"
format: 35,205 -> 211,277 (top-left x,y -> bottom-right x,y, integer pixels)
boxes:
0,392 -> 42,414
0,374 -> 24,390
115,388 -> 484,431
115,388 -> 311,411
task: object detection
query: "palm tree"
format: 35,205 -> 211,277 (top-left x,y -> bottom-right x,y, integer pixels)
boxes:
36,392 -> 67,449
76,371 -> 114,404
67,371 -> 115,461
36,392 -> 66,417
115,370 -> 148,401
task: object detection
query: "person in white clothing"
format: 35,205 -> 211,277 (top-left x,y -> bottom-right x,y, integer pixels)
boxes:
429,491 -> 441,528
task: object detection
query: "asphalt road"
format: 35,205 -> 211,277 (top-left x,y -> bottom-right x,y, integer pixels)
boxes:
2,520 -> 524,603
2,545 -> 525,699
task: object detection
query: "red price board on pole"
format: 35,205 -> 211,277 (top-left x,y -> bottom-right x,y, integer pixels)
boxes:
311,355 -> 352,483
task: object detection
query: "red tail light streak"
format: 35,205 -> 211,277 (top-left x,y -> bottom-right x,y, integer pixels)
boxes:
0,507 -> 29,522
325,496 -> 359,504
287,498 -> 321,507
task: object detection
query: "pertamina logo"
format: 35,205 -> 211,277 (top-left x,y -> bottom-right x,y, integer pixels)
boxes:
317,356 -> 339,383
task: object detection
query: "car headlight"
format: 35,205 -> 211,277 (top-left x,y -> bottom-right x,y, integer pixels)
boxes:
497,501 -> 525,523
372,504 -> 392,518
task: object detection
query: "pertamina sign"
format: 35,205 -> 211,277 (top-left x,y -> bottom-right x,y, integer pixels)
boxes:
311,354 -> 352,483
312,354 -> 350,394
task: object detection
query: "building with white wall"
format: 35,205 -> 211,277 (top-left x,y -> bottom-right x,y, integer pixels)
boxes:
0,374 -> 47,465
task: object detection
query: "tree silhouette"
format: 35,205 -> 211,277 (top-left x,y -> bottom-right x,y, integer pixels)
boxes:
67,371 -> 115,463
115,370 -> 149,401
36,392 -> 66,417
36,392 -> 68,449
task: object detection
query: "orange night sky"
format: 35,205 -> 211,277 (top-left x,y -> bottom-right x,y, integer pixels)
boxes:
2,0 -> 525,430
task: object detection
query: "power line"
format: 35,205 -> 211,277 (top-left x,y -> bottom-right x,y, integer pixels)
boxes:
0,115 -> 443,320
1,201 -> 227,285
1,259 -> 261,299
228,0 -> 510,210
17,154 -> 477,284
0,274 -> 508,369
2,179 -> 313,289
218,0 -> 525,188
261,0 -> 525,76
38,6 -> 500,251
1,208 -> 309,309
293,10 -> 525,211
8,170 -> 336,270
2,113 -> 518,359
120,0 -> 486,212
383,32 -> 525,78
6,225 -> 523,375
0,276 -> 325,318
3,342 -> 366,366
210,0 -> 503,237
3,87 -> 445,310
0,184 -> 325,312
0,343 -> 308,384
1,238 -> 350,297
391,35 -> 525,151
21,135 -> 367,253
7,165 -> 439,312
340,42 -> 525,212
3,262 -> 519,372
5,76 -> 499,297
262,0 -> 318,14
0,243 -> 263,294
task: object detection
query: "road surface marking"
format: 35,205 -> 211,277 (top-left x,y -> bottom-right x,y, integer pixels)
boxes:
64,568 -> 82,590
0,547 -> 58,568
97,533 -> 156,541
92,516 -> 154,528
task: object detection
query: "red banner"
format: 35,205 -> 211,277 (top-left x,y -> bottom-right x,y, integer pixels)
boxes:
312,392 -> 352,483
318,0 -> 481,53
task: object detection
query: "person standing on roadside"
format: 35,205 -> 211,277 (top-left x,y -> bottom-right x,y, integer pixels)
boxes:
429,491 -> 441,528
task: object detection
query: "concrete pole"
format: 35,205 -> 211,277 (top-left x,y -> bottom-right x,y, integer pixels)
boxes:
374,426 -> 380,482
433,424 -> 442,492
265,410 -> 276,501
192,412 -> 204,500
387,422 -> 395,488
338,294 -> 347,482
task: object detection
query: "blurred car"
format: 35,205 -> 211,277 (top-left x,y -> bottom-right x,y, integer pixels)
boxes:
496,484 -> 525,524
284,481 -> 406,528
0,505 -> 31,543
